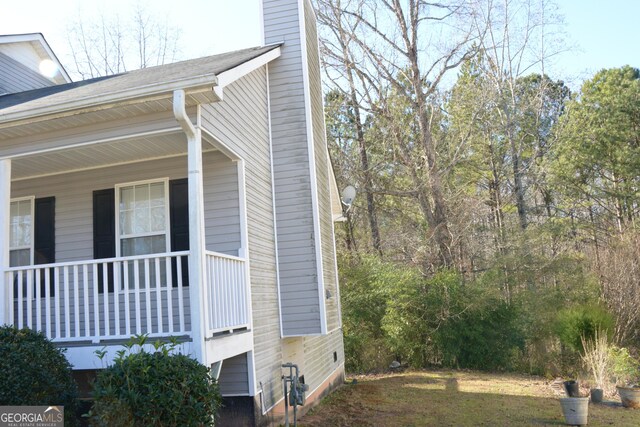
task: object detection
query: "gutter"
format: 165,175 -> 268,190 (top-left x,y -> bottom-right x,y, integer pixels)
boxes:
0,75 -> 221,129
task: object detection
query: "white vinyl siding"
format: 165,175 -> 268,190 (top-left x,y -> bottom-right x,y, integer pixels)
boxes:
0,52 -> 52,94
11,152 -> 240,262
201,67 -> 282,407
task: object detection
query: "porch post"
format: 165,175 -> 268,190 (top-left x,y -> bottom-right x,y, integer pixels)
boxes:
0,159 -> 11,325
173,90 -> 208,364
187,117 -> 208,364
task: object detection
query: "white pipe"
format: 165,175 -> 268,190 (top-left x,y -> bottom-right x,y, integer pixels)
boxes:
173,90 -> 197,138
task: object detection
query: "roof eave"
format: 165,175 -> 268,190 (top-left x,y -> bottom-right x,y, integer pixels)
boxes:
217,45 -> 281,88
0,75 -> 220,129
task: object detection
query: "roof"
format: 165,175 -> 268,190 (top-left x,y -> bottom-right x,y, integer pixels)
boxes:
0,44 -> 281,127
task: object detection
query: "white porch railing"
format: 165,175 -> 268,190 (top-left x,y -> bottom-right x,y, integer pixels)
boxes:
205,250 -> 249,334
4,250 -> 250,344
5,252 -> 190,343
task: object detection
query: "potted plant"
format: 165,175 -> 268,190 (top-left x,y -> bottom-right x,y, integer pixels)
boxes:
610,346 -> 640,408
581,330 -> 609,403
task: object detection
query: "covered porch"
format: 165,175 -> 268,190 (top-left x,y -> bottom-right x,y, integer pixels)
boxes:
0,97 -> 253,369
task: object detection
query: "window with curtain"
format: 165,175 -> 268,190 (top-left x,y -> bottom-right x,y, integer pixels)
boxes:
118,180 -> 169,289
118,180 -> 169,256
10,198 -> 33,267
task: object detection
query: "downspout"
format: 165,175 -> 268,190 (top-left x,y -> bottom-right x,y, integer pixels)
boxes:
173,89 -> 208,365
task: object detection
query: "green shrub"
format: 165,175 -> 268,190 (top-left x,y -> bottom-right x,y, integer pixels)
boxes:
379,265 -> 448,368
554,305 -> 614,352
436,300 -> 525,371
609,346 -> 640,385
339,256 -> 395,372
90,336 -> 222,427
0,326 -> 78,425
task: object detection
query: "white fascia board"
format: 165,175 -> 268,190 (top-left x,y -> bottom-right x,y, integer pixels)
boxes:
265,65 -> 286,339
0,76 -> 220,129
216,45 -> 281,88
33,34 -> 72,84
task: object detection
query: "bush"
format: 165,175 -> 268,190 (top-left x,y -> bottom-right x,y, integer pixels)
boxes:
382,269 -> 466,368
0,326 -> 78,425
555,305 -> 614,353
436,300 -> 525,371
339,256 -> 396,372
341,257 -> 527,371
90,336 -> 222,426
609,346 -> 640,385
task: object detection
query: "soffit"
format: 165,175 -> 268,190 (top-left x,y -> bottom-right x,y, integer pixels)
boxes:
11,131 -> 220,181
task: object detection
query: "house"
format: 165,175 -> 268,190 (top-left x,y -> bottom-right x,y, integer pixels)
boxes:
0,0 -> 345,425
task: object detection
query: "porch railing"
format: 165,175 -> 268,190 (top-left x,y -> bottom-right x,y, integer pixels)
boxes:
4,250 -> 250,344
205,251 -> 249,334
5,252 -> 190,343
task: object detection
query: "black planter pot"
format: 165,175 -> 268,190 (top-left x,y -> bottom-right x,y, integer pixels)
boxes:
590,388 -> 603,403
564,380 -> 580,397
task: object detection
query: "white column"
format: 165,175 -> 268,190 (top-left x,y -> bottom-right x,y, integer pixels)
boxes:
188,126 -> 208,364
0,159 -> 11,325
236,160 -> 253,330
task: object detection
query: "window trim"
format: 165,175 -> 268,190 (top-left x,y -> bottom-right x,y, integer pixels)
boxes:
114,178 -> 172,258
9,196 -> 35,267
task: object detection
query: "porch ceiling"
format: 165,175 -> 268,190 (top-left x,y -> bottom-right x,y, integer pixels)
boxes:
11,131 -> 219,181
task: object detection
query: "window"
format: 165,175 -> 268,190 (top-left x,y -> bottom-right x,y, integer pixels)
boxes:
117,180 -> 170,257
116,179 -> 170,289
10,197 -> 34,267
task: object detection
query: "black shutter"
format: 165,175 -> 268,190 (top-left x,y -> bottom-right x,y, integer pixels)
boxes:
34,197 -> 55,264
170,179 -> 189,287
34,197 -> 55,296
93,189 -> 115,293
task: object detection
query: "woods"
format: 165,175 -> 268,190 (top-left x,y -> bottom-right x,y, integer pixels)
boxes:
317,0 -> 640,378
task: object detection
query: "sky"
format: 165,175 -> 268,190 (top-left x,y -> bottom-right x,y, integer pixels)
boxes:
0,0 -> 638,89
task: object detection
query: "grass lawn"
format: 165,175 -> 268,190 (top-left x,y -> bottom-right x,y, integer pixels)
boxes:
299,370 -> 640,426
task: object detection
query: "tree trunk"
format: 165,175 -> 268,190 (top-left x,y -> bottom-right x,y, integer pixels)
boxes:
508,127 -> 528,230
350,91 -> 382,255
413,81 -> 453,267
332,0 -> 383,255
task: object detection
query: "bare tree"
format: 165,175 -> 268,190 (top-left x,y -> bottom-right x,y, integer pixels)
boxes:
317,0 -> 383,256
66,3 -> 181,79
474,0 -> 568,230
317,0 -> 485,268
596,233 -> 640,345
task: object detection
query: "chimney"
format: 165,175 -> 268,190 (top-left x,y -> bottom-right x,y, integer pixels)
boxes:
262,0 -> 338,336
